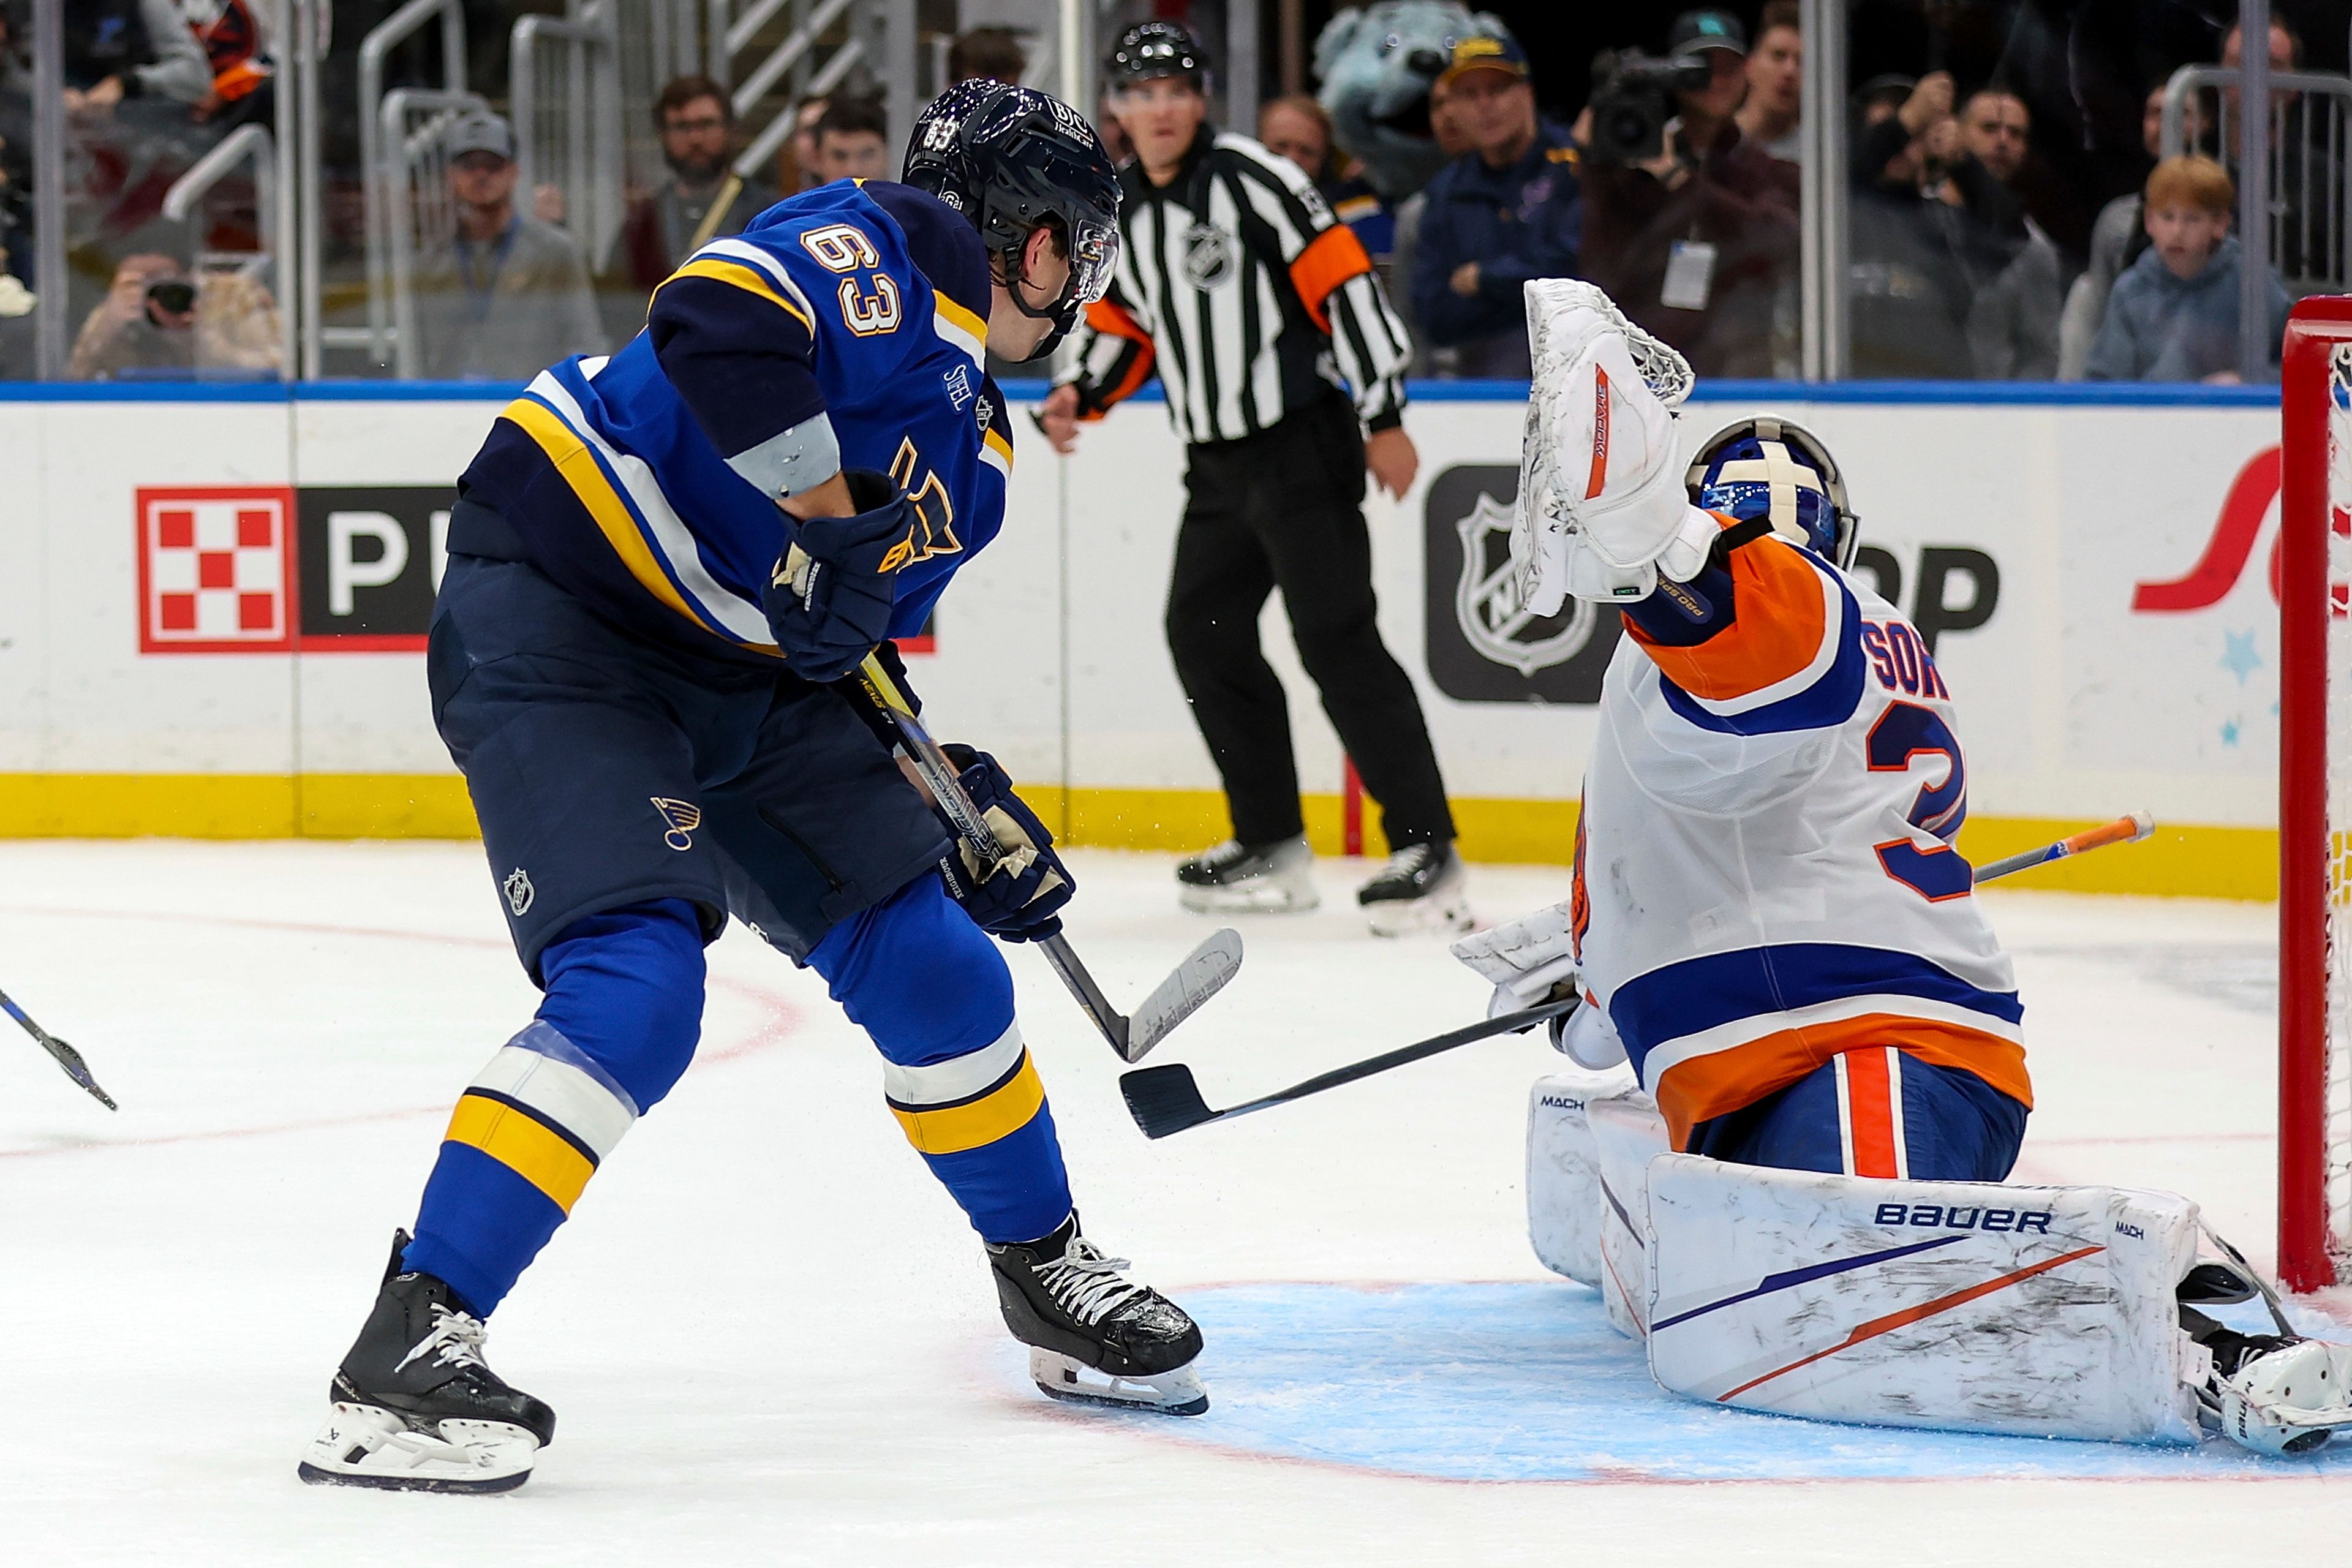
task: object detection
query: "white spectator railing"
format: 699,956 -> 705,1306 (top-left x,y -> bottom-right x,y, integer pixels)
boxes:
381,88 -> 494,380
353,0 -> 472,369
513,3 -> 627,272
162,123 -> 293,383
2162,62 -> 2352,299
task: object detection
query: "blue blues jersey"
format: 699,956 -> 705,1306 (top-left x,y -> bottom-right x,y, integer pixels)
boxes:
459,181 -> 1015,666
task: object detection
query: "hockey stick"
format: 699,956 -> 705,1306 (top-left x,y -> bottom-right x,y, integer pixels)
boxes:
855,654 -> 1242,1064
0,989 -> 116,1110
1120,997 -> 1579,1139
1972,811 -> 2155,884
1120,810 -> 2162,1139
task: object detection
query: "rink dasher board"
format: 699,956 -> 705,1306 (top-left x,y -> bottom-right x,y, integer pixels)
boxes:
0,383 -> 2287,895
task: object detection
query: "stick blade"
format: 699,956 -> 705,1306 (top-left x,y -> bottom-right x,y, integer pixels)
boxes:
1122,928 -> 1243,1063
1118,1063 -> 1219,1139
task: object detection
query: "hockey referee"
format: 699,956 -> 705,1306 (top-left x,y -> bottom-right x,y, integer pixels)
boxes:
1040,20 -> 1466,936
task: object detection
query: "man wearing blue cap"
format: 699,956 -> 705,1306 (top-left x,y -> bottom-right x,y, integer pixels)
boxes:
1409,31 -> 1582,379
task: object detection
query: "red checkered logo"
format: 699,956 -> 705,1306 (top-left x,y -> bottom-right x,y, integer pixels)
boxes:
136,487 -> 296,653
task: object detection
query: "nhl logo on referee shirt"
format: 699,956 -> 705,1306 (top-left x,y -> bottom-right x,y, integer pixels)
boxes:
1180,224 -> 1239,290
1422,466 -> 1618,704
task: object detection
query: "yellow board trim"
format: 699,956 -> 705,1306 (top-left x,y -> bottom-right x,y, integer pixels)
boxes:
656,257 -> 814,331
499,397 -> 728,643
0,774 -> 2282,900
932,290 -> 989,349
889,1055 -> 1046,1155
445,1091 -> 595,1213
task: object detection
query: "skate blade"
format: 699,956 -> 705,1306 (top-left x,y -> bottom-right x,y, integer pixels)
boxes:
1364,890 -> 1474,938
1177,879 -> 1319,915
298,1403 -> 540,1493
1029,1348 -> 1209,1416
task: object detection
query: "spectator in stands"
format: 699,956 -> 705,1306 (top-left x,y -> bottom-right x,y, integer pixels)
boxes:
1948,86 -> 2062,379
618,76 -> 775,292
66,251 -> 279,378
181,0 -> 271,129
1409,32 -> 1580,379
2061,83 -> 2184,379
1579,9 -> 1800,379
410,113 -> 603,382
948,26 -> 1027,86
2217,15 -> 2337,285
1260,94 -> 1393,267
1,9 -> 28,285
813,97 -> 888,184
783,93 -> 829,192
2085,155 -> 2289,383
62,0 -> 208,118
1847,72 -> 1977,379
1387,73 -> 1469,372
1735,1 -> 1801,164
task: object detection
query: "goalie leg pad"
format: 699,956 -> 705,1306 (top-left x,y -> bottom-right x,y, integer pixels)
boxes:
1642,1156 -> 2204,1443
1588,1087 -> 1672,1339
1525,1066 -> 1640,1289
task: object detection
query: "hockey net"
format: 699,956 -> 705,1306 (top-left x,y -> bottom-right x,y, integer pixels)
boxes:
2282,297 -> 2352,1292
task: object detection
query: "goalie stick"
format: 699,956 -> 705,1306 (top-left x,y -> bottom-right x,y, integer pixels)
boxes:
856,653 -> 1241,1064
1120,812 -> 2158,1139
1,989 -> 116,1110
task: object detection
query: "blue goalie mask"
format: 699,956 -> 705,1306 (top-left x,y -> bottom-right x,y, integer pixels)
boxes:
1684,417 -> 1860,568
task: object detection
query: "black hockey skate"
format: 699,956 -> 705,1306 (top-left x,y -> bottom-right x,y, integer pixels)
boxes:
989,1212 -> 1208,1415
298,1231 -> 556,1493
1355,840 -> 1471,937
1176,835 -> 1317,914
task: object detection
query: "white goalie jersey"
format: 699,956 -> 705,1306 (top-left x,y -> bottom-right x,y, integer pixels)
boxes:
1570,521 -> 2031,1150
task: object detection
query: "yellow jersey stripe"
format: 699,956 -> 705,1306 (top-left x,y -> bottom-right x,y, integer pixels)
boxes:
445,1091 -> 597,1213
657,257 -> 815,330
889,1054 -> 1046,1155
932,290 -> 988,347
982,427 -> 1014,472
498,397 -> 729,643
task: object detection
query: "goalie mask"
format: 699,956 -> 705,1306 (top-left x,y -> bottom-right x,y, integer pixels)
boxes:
1685,418 -> 1860,569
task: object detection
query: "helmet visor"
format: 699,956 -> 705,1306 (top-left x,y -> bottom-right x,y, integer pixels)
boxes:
1065,217 -> 1119,309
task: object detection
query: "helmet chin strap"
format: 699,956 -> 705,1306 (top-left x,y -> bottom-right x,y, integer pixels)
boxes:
995,244 -> 1082,363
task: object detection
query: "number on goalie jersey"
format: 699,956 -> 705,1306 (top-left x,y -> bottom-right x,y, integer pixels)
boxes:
1569,459 -> 2030,1177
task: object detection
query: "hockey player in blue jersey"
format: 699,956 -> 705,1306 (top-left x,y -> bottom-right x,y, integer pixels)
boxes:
299,82 -> 1207,1494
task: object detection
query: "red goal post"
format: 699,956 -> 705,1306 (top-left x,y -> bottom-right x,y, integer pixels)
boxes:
2280,296 -> 2352,1292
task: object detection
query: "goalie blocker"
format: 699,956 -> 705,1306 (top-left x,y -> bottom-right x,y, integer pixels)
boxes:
1528,1072 -> 2352,1453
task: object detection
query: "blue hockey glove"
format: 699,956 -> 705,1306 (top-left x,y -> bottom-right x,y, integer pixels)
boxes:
764,469 -> 914,683
933,745 -> 1073,943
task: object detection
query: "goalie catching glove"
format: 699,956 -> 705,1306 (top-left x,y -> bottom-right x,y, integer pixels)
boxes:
933,745 -> 1073,943
765,469 -> 914,683
1512,279 -> 1717,614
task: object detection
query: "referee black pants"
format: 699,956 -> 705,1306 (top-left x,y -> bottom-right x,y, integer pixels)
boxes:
1164,396 -> 1455,852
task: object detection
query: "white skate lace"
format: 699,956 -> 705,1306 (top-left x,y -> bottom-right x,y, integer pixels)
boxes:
394,1304 -> 491,1375
1196,840 -> 1248,870
1372,845 -> 1434,884
1034,1235 -> 1149,1327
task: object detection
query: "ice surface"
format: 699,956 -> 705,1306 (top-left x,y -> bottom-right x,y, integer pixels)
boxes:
0,842 -> 2343,1566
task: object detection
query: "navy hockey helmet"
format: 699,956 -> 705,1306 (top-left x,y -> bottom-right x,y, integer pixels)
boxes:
1685,417 -> 1860,568
902,80 -> 1122,361
1106,20 -> 1210,93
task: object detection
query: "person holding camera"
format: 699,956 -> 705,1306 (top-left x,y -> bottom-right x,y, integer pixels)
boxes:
1577,9 -> 1800,379
1408,32 -> 1581,380
66,252 -> 280,379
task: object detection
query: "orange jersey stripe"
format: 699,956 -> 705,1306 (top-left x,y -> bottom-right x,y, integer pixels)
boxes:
1624,529 -> 1828,703
1651,1014 -> 2031,1149
1287,224 -> 1374,334
1080,298 -> 1156,417
1842,1047 -> 1900,1178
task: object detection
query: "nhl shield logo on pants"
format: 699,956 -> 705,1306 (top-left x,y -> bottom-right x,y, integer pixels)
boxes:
503,867 -> 535,917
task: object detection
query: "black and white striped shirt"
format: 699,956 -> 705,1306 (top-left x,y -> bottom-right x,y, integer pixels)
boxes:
1060,130 -> 1412,447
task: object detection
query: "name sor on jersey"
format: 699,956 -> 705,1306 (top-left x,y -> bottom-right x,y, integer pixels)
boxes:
1861,620 -> 1948,698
